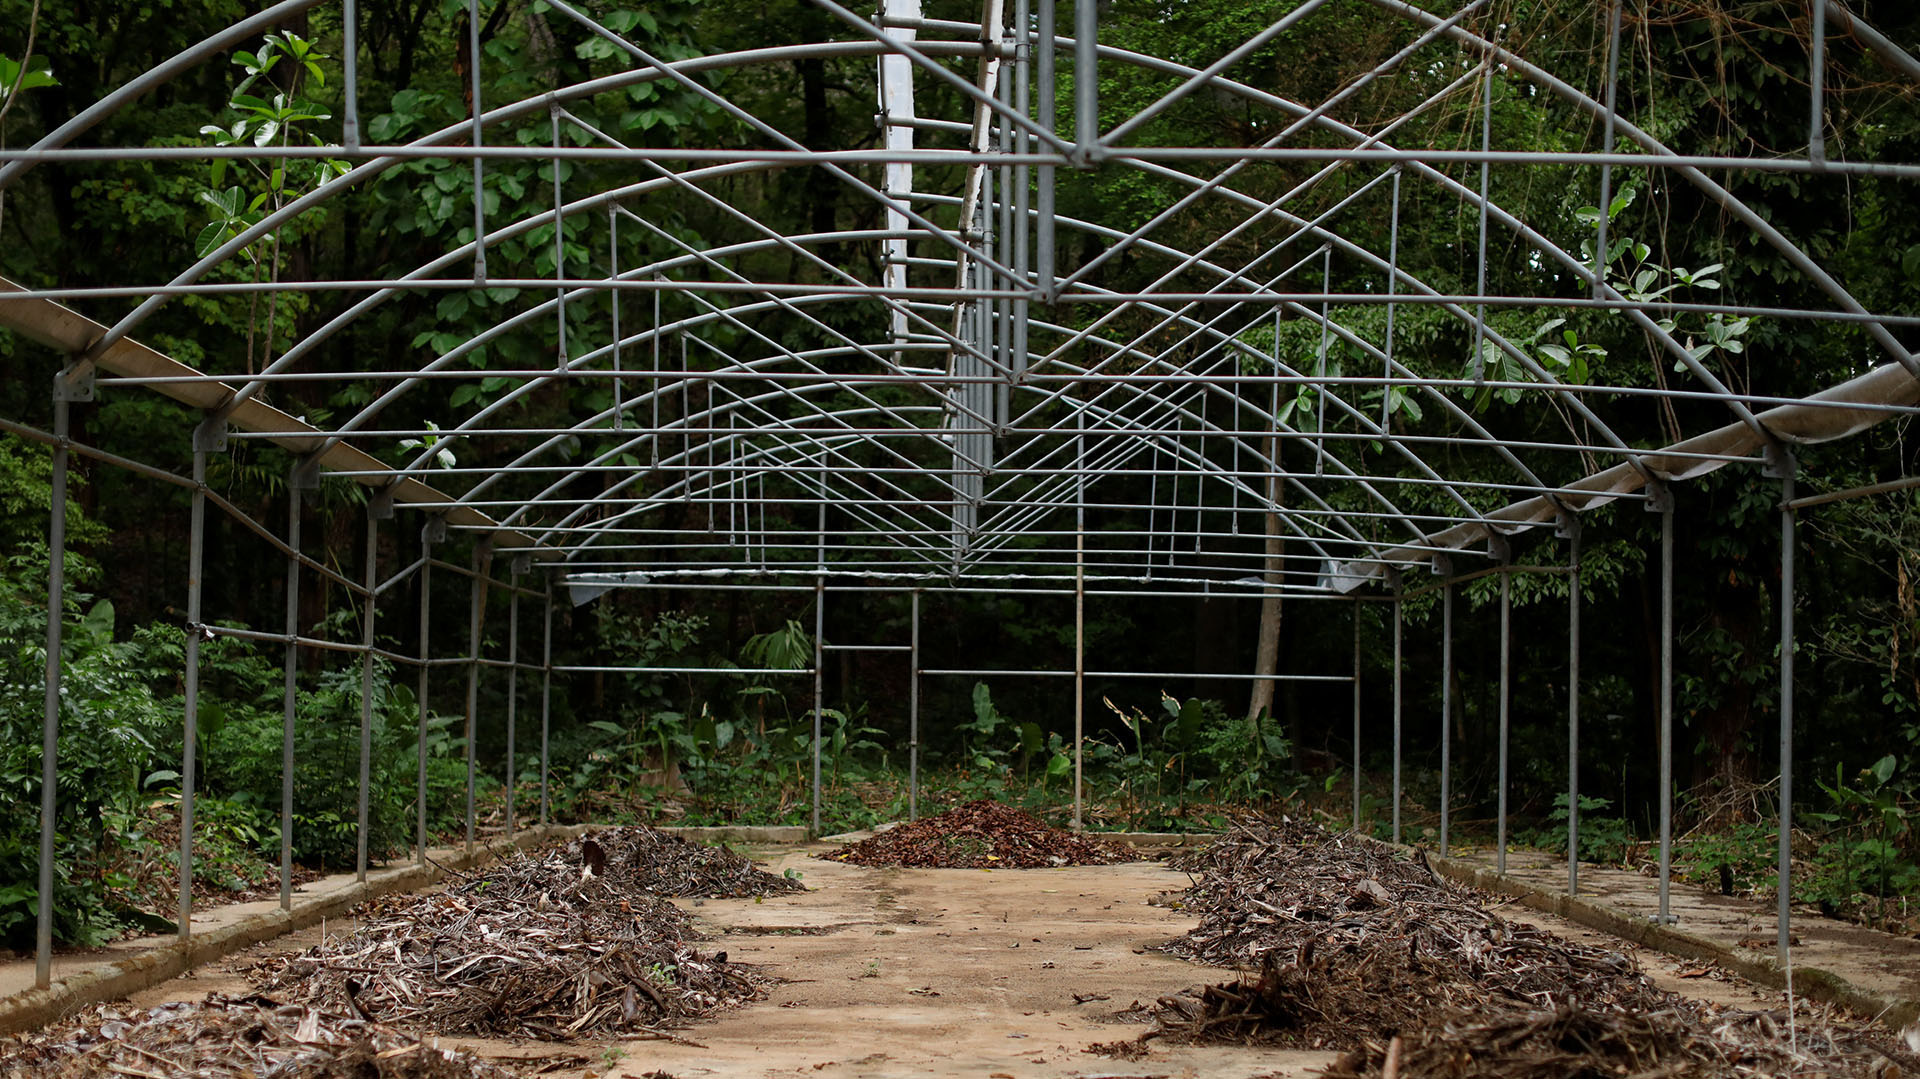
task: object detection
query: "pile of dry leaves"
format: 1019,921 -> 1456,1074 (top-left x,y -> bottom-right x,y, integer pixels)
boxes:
1136,816 -> 1918,1077
252,829 -> 788,1040
820,800 -> 1131,868
0,995 -> 520,1079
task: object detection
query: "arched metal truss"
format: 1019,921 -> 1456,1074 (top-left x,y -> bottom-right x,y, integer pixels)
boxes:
3,0 -> 1918,999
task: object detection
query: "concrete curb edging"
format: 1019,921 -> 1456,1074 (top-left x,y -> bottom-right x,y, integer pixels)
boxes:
0,823 -> 589,1037
1423,849 -> 1920,1031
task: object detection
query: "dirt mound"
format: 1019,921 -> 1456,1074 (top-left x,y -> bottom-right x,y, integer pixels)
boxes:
253,834 -> 774,1040
0,995 -> 522,1078
1135,816 -> 1920,1076
820,800 -> 1131,868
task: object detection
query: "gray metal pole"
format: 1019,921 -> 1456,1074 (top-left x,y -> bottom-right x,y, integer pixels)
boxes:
1391,585 -> 1403,846
1035,0 -> 1055,297
811,574 -> 825,836
909,589 -> 920,822
1072,0 -> 1097,166
1568,526 -> 1583,896
281,471 -> 303,910
356,508 -> 377,883
417,521 -> 435,865
1658,492 -> 1675,922
1352,600 -> 1362,832
541,583 -> 554,828
180,438 -> 209,941
506,569 -> 520,837
465,547 -> 483,855
1778,464 -> 1797,962
1497,567 -> 1510,874
35,392 -> 71,989
1809,0 -> 1827,164
1439,579 -> 1453,856
1074,502 -> 1085,830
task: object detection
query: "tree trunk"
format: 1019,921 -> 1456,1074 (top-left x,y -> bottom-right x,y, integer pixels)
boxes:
1248,457 -> 1285,720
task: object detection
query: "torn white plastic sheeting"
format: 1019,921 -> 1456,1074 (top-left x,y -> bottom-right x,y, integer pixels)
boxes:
1333,359 -> 1920,586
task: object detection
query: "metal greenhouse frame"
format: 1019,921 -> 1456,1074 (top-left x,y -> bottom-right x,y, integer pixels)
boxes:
3,0 -> 1918,999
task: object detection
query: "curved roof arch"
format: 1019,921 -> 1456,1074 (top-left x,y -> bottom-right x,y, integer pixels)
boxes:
2,0 -> 1916,598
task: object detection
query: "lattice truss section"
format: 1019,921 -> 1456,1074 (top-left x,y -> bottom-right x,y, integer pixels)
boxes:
2,0 -> 1918,600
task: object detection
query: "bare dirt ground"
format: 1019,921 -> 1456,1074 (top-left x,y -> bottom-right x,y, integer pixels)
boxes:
1453,845 -> 1920,1005
46,840 -> 1867,1079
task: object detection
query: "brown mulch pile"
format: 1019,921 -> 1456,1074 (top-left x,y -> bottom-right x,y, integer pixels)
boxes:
582,824 -> 805,899
0,995 -> 522,1078
818,800 -> 1131,868
1134,816 -> 1920,1077
253,830 -> 783,1040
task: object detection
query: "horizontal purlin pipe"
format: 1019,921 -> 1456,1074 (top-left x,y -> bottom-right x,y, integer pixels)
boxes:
918,668 -> 1353,681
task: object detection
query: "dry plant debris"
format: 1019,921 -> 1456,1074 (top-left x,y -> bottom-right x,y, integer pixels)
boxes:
819,800 -> 1131,868
254,829 -> 786,1041
581,824 -> 805,899
1140,816 -> 1920,1077
0,994 -> 521,1078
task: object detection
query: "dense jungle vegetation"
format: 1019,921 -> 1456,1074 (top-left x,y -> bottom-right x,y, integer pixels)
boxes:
2,0 -> 1919,949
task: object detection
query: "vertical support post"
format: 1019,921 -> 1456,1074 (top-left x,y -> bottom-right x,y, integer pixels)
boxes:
1073,488 -> 1086,830
466,0 -> 488,282
356,499 -> 381,883
281,465 -> 307,909
35,390 -> 72,989
180,427 -> 215,942
1035,0 -> 1055,297
1439,577 -> 1453,856
1658,490 -> 1675,922
1809,0 -> 1827,164
1469,48 -> 1494,383
811,490 -> 826,837
541,583 -> 554,828
1776,456 -> 1798,962
341,0 -> 361,152
1593,0 -> 1622,299
465,545 -> 485,855
1497,567 -> 1511,874
505,563 -> 522,838
1391,579 -> 1403,846
1567,520 -> 1583,896
417,521 -> 437,865
1072,0 -> 1097,166
811,576 -> 825,836
909,590 -> 921,822
1351,600 -> 1362,832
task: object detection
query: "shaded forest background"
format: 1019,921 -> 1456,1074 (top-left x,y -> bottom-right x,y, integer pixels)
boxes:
2,0 -> 1920,944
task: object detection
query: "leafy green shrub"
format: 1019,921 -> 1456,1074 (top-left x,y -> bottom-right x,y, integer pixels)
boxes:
207,662 -> 471,869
